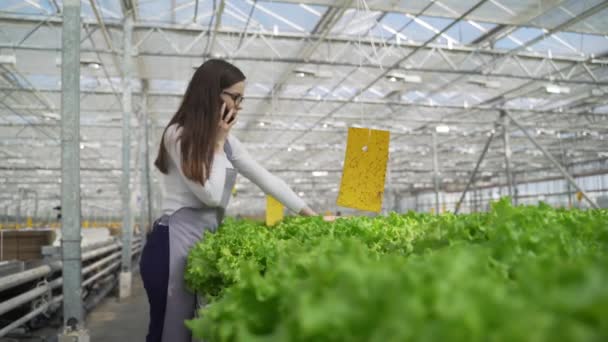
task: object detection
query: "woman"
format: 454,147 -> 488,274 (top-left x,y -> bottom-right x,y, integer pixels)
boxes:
139,59 -> 316,342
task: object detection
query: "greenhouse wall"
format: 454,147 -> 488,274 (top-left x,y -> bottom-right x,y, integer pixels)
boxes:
401,172 -> 608,213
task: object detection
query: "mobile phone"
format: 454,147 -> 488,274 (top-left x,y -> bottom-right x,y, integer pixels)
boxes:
222,103 -> 236,124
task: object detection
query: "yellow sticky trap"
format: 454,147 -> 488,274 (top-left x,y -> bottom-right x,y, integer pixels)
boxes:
337,127 -> 390,213
266,195 -> 284,226
576,191 -> 583,202
83,220 -> 89,229
26,217 -> 33,228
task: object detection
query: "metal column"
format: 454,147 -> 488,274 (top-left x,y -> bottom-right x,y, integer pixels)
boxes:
149,88 -> 160,220
119,14 -> 134,299
3,206 -> 8,229
32,190 -> 39,224
15,189 -> 22,228
501,111 -> 514,204
140,82 -> 152,234
558,134 -> 573,207
512,173 -> 519,206
432,132 -> 440,214
59,0 -> 86,335
505,111 -> 599,209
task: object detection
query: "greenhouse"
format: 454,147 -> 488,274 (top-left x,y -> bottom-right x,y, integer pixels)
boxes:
0,0 -> 607,341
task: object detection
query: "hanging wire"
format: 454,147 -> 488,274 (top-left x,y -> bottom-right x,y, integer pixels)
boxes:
353,0 -> 372,150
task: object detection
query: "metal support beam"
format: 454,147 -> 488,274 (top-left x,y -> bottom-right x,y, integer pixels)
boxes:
455,128 -> 496,214
32,190 -> 38,222
140,82 -> 152,234
3,206 -> 8,229
16,189 -> 23,227
505,110 -> 599,209
432,132 -> 440,215
501,112 -> 514,203
558,134 -> 573,207
59,0 -> 85,333
119,14 -> 134,299
204,0 -> 225,55
88,0 -> 123,78
193,0 -> 200,23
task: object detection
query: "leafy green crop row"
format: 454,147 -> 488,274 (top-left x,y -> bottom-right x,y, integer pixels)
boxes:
185,199 -> 608,342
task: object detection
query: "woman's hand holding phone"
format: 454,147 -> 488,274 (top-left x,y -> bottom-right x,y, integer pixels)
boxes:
216,102 -> 237,152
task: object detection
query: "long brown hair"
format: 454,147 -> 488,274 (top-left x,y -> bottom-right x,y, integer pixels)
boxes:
155,59 -> 246,184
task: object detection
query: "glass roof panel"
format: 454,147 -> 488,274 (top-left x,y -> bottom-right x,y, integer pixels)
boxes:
220,1 -> 327,33
173,0 -> 216,25
401,15 -> 454,43
0,0 -> 55,15
330,9 -> 383,37
530,31 -> 608,57
81,0 -> 122,20
444,20 -> 497,45
221,0 -> 258,31
137,0 -> 213,24
97,0 -> 123,19
369,13 -> 412,41
252,1 -> 327,33
567,8 -> 608,35
495,26 -> 545,50
529,0 -> 606,32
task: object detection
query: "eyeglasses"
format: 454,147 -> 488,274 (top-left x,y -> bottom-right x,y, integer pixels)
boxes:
222,91 -> 244,105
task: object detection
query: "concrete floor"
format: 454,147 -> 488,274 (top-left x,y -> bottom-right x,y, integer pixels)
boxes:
87,275 -> 149,341
0,275 -> 150,342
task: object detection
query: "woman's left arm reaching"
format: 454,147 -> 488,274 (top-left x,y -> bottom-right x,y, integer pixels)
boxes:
226,134 -> 317,216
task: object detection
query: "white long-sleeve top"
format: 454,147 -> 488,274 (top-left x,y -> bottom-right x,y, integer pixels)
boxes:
161,124 -> 307,215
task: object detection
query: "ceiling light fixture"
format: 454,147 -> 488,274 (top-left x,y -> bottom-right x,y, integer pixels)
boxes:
292,67 -> 332,79
42,112 -> 60,120
435,125 -> 450,133
545,84 -> 570,94
385,71 -> 421,83
0,54 -> 16,65
467,78 -> 501,88
87,62 -> 101,70
56,57 -> 103,70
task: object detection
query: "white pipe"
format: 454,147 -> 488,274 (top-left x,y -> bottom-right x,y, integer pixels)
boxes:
0,284 -> 49,316
82,260 -> 121,287
82,252 -> 121,276
0,295 -> 63,338
81,242 -> 121,262
0,265 -> 51,292
48,242 -> 120,272
0,242 -> 143,337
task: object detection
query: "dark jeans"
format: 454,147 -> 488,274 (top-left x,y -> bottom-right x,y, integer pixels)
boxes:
140,222 -> 169,342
